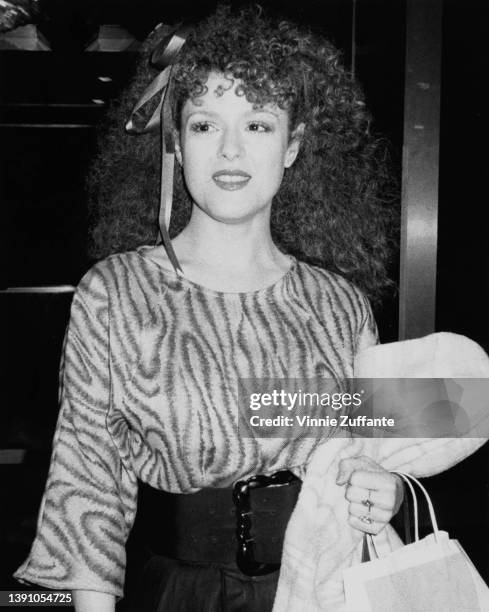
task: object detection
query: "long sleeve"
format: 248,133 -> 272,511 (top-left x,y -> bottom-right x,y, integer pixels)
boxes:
14,265 -> 138,598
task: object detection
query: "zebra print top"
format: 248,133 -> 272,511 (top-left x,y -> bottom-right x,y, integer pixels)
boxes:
14,245 -> 378,597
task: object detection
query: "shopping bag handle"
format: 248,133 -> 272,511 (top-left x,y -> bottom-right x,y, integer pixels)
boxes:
397,472 -> 420,541
362,471 -> 440,563
391,471 -> 440,541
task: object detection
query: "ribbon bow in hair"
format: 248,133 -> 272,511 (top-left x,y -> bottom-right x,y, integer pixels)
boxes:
126,24 -> 191,276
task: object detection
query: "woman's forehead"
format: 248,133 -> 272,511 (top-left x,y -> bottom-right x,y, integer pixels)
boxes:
180,71 -> 286,118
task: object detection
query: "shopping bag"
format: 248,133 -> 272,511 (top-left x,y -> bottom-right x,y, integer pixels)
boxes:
343,472 -> 489,611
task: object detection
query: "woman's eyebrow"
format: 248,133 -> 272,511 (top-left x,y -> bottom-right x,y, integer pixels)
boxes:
184,108 -> 280,120
249,108 -> 280,118
184,109 -> 219,119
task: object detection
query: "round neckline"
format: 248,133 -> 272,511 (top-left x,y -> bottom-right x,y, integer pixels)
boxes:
135,245 -> 298,297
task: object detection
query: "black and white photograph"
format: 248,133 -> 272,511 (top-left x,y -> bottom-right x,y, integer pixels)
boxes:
1,0 -> 488,610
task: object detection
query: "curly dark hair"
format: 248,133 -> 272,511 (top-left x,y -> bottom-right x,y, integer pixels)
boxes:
87,4 -> 398,303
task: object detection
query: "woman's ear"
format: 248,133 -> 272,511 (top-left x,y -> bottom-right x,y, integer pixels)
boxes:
284,123 -> 306,169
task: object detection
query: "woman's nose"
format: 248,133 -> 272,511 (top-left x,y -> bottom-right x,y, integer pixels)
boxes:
219,126 -> 244,161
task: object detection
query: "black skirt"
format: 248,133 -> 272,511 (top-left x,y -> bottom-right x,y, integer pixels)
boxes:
122,553 -> 279,612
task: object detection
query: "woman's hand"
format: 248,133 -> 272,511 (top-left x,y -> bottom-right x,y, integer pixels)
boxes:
72,591 -> 115,612
336,455 -> 404,535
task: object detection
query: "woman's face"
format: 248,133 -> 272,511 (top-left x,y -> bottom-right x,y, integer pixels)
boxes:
175,72 -> 302,225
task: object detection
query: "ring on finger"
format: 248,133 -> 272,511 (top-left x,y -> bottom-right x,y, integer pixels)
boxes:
359,515 -> 373,525
361,489 -> 374,511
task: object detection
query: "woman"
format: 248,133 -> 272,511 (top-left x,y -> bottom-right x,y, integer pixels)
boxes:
15,5 -> 403,611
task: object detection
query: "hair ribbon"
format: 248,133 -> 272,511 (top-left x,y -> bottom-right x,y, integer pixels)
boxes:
125,24 -> 191,277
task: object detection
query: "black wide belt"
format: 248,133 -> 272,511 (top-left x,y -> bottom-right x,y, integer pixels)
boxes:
139,470 -> 302,576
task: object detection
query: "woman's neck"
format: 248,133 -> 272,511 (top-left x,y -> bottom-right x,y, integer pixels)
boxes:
177,225 -> 280,271
163,209 -> 292,292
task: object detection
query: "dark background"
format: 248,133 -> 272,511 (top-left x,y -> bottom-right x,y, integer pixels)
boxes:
1,0 -> 488,605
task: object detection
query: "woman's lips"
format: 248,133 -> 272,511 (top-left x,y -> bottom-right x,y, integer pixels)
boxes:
212,170 -> 251,191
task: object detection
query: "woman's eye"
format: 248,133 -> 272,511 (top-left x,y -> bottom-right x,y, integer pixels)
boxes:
189,121 -> 215,133
247,122 -> 272,133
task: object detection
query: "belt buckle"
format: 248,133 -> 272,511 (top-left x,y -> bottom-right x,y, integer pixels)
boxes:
232,469 -> 299,576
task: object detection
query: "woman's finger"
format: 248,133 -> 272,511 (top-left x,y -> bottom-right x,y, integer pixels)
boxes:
345,484 -> 395,511
348,501 -> 391,524
348,513 -> 383,535
349,469 -> 396,492
336,455 -> 386,486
